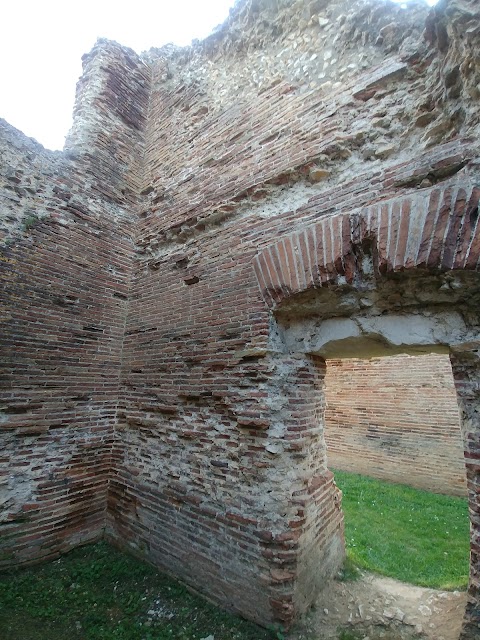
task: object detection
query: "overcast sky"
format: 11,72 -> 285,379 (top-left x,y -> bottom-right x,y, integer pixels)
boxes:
1,0 -> 436,151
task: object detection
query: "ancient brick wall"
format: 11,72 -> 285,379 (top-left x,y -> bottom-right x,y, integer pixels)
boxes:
325,354 -> 466,496
0,41 -> 149,566
1,0 -> 480,635
107,0 -> 480,631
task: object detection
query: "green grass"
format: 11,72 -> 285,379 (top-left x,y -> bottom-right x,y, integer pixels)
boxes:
333,470 -> 470,590
0,479 -> 470,639
337,555 -> 361,583
0,542 -> 275,640
338,631 -> 363,640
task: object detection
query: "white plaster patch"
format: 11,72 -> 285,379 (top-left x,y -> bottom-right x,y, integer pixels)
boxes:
280,311 -> 480,359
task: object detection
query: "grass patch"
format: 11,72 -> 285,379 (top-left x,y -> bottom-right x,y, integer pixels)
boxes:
338,631 -> 363,640
337,556 -> 361,583
0,541 -> 275,640
333,470 -> 470,590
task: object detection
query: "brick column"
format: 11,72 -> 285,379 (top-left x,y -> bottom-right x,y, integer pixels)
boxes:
260,353 -> 344,626
450,349 -> 480,639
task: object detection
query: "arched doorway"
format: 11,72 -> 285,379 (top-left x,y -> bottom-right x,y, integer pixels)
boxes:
253,181 -> 480,638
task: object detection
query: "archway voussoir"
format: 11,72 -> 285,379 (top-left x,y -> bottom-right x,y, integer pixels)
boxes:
453,186 -> 480,269
298,228 -> 314,292
283,235 -> 302,293
260,251 -> 280,290
323,217 -> 339,280
376,202 -> 391,275
393,198 -> 412,271
364,203 -> 380,238
277,237 -> 299,294
464,188 -> 480,270
268,243 -> 292,300
312,219 -> 329,287
291,231 -> 308,292
305,224 -> 319,288
332,216 -> 346,276
403,195 -> 427,269
342,214 -> 357,283
386,199 -> 402,272
415,187 -> 442,268
427,186 -> 454,269
442,187 -> 468,270
254,250 -> 285,306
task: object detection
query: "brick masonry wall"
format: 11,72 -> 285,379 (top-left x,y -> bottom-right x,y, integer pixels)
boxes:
1,0 -> 480,636
324,354 -> 466,496
110,224 -> 346,624
111,0 -> 480,632
0,202 -> 130,567
0,41 -> 149,567
450,351 -> 480,638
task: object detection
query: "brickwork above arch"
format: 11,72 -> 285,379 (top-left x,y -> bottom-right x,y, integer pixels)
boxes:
253,182 -> 480,307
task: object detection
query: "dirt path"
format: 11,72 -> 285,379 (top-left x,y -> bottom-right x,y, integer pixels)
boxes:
289,572 -> 467,640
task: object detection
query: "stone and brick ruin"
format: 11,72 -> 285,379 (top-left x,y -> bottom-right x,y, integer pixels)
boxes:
1,0 -> 480,636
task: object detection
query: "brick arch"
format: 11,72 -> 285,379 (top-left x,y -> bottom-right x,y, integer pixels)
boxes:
252,179 -> 480,638
253,181 -> 480,307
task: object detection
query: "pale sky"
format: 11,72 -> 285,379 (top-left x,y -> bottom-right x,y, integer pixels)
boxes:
1,0 -> 437,151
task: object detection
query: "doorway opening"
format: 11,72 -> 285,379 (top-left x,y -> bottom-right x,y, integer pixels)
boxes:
325,353 -> 467,497
271,273 -> 480,638
321,353 -> 470,639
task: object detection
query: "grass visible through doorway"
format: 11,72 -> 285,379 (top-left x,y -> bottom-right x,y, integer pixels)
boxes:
333,469 -> 470,590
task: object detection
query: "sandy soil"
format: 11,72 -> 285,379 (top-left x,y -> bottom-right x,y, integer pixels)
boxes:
289,572 -> 467,640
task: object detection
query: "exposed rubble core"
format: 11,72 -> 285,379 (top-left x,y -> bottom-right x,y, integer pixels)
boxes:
1,0 -> 480,637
